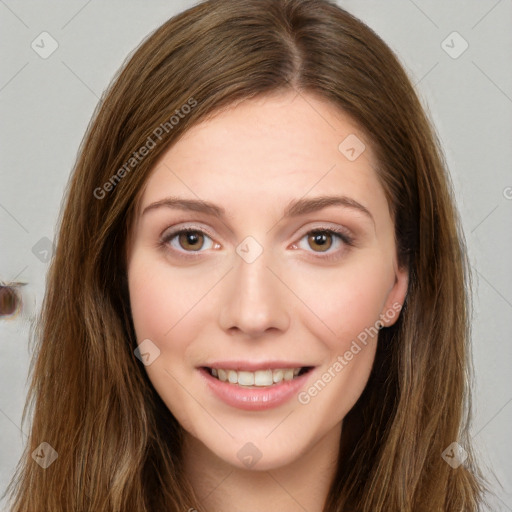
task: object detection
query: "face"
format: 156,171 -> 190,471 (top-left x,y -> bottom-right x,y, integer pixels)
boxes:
126,91 -> 408,471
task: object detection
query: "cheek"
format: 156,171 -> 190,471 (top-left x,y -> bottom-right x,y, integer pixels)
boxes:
127,256 -> 213,434
127,254 -> 209,343
127,252 -> 228,363
291,260 -> 390,420
289,255 -> 393,353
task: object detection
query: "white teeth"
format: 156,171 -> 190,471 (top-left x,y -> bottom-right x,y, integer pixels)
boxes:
273,369 -> 283,383
254,370 -> 272,386
238,371 -> 255,386
210,367 -> 305,386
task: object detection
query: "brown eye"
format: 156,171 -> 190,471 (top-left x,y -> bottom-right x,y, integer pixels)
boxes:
162,227 -> 216,258
307,231 -> 333,252
178,231 -> 205,251
0,286 -> 20,317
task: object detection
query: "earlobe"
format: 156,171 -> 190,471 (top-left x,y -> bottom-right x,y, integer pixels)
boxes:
380,266 -> 409,327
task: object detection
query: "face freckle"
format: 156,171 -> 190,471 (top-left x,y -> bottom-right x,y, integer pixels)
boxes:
126,90 -> 408,472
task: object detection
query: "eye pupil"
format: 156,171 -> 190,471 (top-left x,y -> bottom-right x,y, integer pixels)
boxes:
179,231 -> 203,251
308,231 -> 332,252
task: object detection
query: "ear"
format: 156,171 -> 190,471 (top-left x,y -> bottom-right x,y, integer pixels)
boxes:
379,264 -> 409,328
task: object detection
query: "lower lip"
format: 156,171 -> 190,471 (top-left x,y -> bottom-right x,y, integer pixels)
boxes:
198,367 -> 314,411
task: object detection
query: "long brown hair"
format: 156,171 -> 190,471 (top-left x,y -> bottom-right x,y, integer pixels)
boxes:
4,0 -> 487,510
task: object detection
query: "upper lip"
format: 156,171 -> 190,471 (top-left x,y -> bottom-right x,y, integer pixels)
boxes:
201,361 -> 314,371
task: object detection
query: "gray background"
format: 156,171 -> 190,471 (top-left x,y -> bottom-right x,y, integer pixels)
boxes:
0,1 -> 511,510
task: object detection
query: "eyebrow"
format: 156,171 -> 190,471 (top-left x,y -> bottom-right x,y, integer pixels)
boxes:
141,195 -> 374,225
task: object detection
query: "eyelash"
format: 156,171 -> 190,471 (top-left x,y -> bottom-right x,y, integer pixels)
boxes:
159,225 -> 355,261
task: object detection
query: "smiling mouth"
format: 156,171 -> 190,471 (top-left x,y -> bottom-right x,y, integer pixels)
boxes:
202,366 -> 314,387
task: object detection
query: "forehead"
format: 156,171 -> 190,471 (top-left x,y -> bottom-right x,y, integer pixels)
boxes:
137,91 -> 386,219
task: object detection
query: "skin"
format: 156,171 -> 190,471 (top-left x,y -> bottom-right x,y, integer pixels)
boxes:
126,91 -> 408,511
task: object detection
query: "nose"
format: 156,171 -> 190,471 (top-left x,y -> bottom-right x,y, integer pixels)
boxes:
218,248 -> 290,337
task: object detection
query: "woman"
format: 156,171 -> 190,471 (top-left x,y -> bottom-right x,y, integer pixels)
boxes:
4,0 -> 487,510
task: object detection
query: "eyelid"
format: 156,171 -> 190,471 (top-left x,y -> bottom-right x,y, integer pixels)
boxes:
162,221 -> 354,241
161,223 -> 216,241
295,222 -> 354,240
